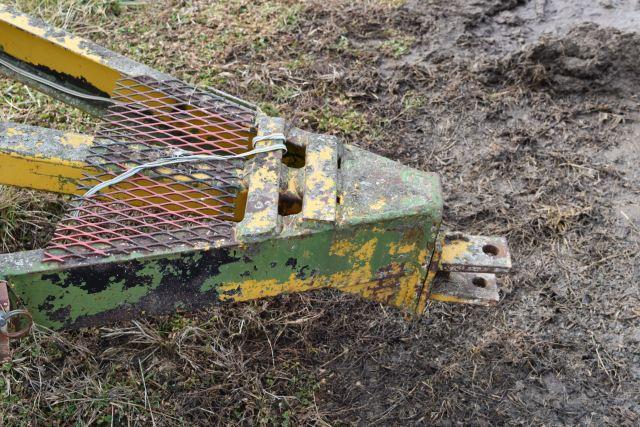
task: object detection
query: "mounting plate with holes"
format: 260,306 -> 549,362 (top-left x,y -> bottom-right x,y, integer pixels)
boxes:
429,234 -> 513,305
441,234 -> 512,274
430,273 -> 500,306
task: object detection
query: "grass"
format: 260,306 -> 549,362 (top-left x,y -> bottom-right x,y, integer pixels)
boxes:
380,35 -> 415,58
1,0 -> 639,425
0,187 -> 64,253
5,0 -> 122,26
314,107 -> 367,135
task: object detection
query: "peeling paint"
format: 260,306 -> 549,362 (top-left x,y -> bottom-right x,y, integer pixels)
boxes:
60,132 -> 93,149
6,127 -> 24,137
302,136 -> 338,223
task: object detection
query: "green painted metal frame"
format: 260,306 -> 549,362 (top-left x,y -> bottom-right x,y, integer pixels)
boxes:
1,138 -> 444,330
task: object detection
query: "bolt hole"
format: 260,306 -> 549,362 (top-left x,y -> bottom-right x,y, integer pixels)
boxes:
472,277 -> 487,288
482,244 -> 499,256
281,142 -> 306,169
278,193 -> 303,216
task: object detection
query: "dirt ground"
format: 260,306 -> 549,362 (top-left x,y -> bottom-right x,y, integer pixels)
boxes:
1,0 -> 639,425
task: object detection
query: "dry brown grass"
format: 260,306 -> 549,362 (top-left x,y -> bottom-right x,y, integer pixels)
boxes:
1,0 -> 639,425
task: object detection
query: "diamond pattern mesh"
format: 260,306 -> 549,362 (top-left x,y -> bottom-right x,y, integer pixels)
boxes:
43,76 -> 256,264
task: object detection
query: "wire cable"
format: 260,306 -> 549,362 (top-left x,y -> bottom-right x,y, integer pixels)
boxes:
82,143 -> 286,199
0,56 -> 115,104
82,134 -> 286,199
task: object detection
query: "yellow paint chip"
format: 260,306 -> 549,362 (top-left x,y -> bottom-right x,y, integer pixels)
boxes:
330,240 -> 356,256
6,127 -> 25,137
440,239 -> 471,264
370,199 -> 386,210
60,133 -> 93,149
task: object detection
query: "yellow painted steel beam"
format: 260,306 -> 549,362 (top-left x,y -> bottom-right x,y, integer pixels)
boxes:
0,4 -> 173,115
0,151 -> 89,195
0,123 -> 95,195
0,5 -> 119,95
0,5 -> 254,117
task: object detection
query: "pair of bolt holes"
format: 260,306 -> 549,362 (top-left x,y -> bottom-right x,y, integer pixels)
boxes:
471,244 -> 500,289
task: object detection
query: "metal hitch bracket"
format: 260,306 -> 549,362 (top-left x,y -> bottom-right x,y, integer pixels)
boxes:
0,5 -> 512,347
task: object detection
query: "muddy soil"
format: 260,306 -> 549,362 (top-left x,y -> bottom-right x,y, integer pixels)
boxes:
314,1 -> 640,423
1,0 -> 639,425
367,0 -> 640,423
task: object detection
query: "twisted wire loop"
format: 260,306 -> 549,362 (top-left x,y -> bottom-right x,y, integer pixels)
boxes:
43,77 -> 262,264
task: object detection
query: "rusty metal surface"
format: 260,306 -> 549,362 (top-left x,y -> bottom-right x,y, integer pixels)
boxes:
3,134 -> 444,329
418,237 -> 443,313
302,134 -> 339,223
237,115 -> 284,239
44,76 -> 257,264
0,280 -> 10,362
440,233 -> 512,273
425,233 -> 511,306
429,272 -> 499,306
0,278 -> 34,362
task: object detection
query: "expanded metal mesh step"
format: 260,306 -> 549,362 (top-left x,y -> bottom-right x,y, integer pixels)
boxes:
44,77 -> 257,264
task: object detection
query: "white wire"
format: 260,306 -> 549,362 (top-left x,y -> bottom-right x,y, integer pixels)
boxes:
82,142 -> 287,200
0,56 -> 115,104
252,133 -> 286,145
